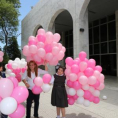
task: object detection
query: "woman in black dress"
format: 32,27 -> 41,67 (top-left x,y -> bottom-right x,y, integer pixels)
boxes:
51,66 -> 68,118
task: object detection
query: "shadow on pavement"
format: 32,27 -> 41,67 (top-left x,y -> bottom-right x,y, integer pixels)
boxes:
66,113 -> 97,118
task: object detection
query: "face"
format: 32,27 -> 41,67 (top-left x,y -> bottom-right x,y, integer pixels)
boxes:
0,67 -> 3,72
29,62 -> 35,71
57,68 -> 64,75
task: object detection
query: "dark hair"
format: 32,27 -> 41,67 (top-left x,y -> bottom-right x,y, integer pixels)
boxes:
57,66 -> 65,72
0,63 -> 3,67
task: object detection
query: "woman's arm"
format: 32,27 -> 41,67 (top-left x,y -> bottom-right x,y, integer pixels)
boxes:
44,61 -> 48,71
22,80 -> 30,88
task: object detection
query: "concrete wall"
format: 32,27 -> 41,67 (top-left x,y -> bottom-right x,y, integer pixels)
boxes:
21,0 -> 90,74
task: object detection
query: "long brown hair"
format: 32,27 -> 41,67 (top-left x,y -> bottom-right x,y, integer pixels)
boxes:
27,60 -> 38,78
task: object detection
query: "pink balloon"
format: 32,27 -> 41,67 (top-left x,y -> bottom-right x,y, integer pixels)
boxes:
73,59 -> 80,65
33,55 -> 41,62
98,74 -> 105,83
37,42 -> 45,49
97,83 -> 105,90
52,46 -> 60,55
58,43 -> 62,50
71,64 -> 79,74
15,74 -> 21,82
11,86 -> 29,104
0,56 -> 3,62
46,32 -> 53,44
26,56 -> 33,62
79,51 -> 87,61
95,66 -> 102,72
43,74 -> 51,83
7,63 -> 12,69
67,95 -> 72,99
45,53 -> 53,61
37,34 -> 46,43
29,45 -> 37,54
88,76 -> 97,85
79,62 -> 87,72
9,104 -> 25,118
66,64 -> 71,69
22,67 -> 27,73
0,96 -> 2,102
88,59 -> 96,69
53,33 -> 60,42
32,86 -> 43,94
73,94 -> 78,100
67,80 -> 73,88
68,98 -> 75,105
8,77 -> 18,88
73,81 -> 81,90
84,90 -> 92,99
37,29 -> 46,35
89,95 -> 94,102
44,44 -> 52,53
65,57 -> 74,66
37,48 -> 46,58
85,58 -> 89,63
93,70 -> 100,79
69,73 -> 77,81
28,38 -> 37,46
79,76 -> 88,85
57,51 -> 64,60
93,97 -> 100,104
65,69 -> 71,76
77,72 -> 84,80
28,36 -> 35,41
84,67 -> 94,77
61,46 -> 66,53
0,51 -> 4,56
34,77 -> 43,86
92,80 -> 100,88
52,42 -> 58,47
0,79 -> 14,98
23,45 -> 30,56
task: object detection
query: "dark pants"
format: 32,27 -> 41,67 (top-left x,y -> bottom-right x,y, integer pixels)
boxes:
26,89 -> 40,118
1,114 -> 8,118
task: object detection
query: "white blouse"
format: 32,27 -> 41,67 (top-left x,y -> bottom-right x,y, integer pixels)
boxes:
22,68 -> 48,90
50,73 -> 66,84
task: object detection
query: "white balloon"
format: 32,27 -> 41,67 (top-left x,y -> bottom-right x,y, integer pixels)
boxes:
21,58 -> 26,62
0,97 -> 17,115
76,97 -> 84,104
12,63 -> 18,69
15,58 -> 20,62
83,100 -> 90,107
68,88 -> 76,96
6,69 -> 12,75
5,64 -> 7,69
89,86 -> 95,93
82,84 -> 90,90
42,84 -> 51,93
8,60 -> 13,64
77,89 -> 84,97
102,95 -> 107,100
93,90 -> 100,97
10,73 -> 16,77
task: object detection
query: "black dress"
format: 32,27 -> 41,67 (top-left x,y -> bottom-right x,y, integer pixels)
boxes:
51,74 -> 68,108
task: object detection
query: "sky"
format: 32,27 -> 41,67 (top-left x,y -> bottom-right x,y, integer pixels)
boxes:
0,0 -> 40,49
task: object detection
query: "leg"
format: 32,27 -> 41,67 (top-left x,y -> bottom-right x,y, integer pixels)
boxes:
1,114 -> 8,118
61,108 -> 66,117
33,94 -> 40,117
56,107 -> 61,117
26,89 -> 33,118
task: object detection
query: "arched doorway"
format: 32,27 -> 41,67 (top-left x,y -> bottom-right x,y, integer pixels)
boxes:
88,0 -> 118,76
49,10 -> 73,61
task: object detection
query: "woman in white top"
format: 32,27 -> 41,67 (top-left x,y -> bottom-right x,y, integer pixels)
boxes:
22,60 -> 48,118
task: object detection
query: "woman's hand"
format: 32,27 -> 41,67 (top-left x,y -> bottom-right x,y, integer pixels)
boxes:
44,61 -> 48,71
25,83 -> 30,88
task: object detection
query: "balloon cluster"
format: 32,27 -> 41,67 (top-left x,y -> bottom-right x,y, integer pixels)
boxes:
65,51 -> 105,107
32,74 -> 51,94
0,51 -> 4,62
23,29 -> 66,66
0,77 -> 28,118
5,58 -> 27,82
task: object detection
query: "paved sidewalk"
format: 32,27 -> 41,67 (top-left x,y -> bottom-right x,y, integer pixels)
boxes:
19,76 -> 118,118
